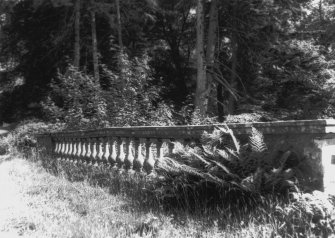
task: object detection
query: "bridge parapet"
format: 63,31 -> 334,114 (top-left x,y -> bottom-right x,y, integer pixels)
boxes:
36,119 -> 335,193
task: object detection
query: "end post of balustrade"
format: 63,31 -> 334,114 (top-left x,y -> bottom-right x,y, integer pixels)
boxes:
36,133 -> 54,161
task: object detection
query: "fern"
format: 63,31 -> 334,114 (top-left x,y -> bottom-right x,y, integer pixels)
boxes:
215,125 -> 240,152
249,127 -> 267,153
154,124 -> 302,210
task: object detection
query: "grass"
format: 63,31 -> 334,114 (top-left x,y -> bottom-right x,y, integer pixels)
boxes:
1,122 -> 334,237
1,155 -> 329,238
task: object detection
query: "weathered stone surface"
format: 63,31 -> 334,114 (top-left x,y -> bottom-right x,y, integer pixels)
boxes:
36,119 -> 335,193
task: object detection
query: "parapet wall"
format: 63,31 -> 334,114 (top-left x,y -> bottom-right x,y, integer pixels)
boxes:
36,119 -> 335,194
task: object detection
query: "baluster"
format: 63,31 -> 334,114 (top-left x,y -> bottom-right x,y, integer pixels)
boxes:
86,138 -> 92,165
110,137 -> 118,169
67,138 -> 73,162
57,139 -> 62,155
134,138 -> 145,173
97,138 -> 104,166
81,138 -> 87,164
59,139 -> 64,161
126,138 -> 135,173
102,137 -> 110,166
91,138 -> 98,166
168,139 -> 174,154
76,138 -> 81,163
174,139 -> 185,153
157,139 -> 169,161
72,138 -> 78,164
59,139 -> 66,161
72,138 -> 77,162
63,138 -> 69,161
117,137 -> 126,172
56,139 -> 61,161
145,138 -> 157,175
65,138 -> 70,162
157,139 -> 162,160
76,139 -> 82,164
67,138 -> 72,162
155,139 -> 163,169
63,138 -> 68,162
54,139 -> 59,156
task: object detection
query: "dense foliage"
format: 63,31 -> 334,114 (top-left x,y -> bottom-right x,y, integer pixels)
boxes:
1,0 -> 335,125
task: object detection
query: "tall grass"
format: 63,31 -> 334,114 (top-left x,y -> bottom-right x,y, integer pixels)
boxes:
6,157 -> 334,237
1,122 -> 335,237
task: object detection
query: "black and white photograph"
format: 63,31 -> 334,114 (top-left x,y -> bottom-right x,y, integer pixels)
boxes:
1,0 -> 335,237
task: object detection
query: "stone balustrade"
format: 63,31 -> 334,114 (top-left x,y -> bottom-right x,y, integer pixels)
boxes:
36,119 -> 335,193
36,126 -> 205,175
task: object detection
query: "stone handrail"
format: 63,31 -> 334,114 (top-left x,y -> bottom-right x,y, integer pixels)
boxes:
36,119 -> 335,177
37,125 -> 214,175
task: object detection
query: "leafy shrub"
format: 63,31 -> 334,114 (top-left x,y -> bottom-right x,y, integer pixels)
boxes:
0,133 -> 13,155
42,67 -> 110,129
190,108 -> 219,125
225,112 -> 274,123
43,57 -> 175,128
0,119 -> 64,157
275,191 -> 335,237
103,53 -> 175,126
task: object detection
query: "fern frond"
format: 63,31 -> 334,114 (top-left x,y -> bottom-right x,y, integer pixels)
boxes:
201,129 -> 223,147
215,149 -> 230,160
215,125 -> 240,152
203,145 -> 215,157
210,160 -> 232,175
225,147 -> 239,158
249,127 -> 267,153
189,150 -> 210,166
156,156 -> 205,179
203,172 -> 225,185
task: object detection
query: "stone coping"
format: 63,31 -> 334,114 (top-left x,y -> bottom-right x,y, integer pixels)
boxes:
36,119 -> 335,139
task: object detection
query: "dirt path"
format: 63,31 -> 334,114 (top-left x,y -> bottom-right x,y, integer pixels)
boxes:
0,157 -> 35,237
0,157 -> 126,238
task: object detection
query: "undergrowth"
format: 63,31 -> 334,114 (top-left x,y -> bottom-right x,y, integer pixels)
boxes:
1,121 -> 335,237
42,158 -> 335,237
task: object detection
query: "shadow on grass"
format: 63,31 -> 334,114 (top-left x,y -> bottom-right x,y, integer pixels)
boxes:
20,153 -> 335,238
35,156 -> 292,233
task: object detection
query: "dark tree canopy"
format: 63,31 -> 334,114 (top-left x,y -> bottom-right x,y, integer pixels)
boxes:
1,0 -> 335,125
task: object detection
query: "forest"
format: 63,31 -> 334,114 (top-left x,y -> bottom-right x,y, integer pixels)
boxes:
1,0 -> 335,127
2,1 -> 335,237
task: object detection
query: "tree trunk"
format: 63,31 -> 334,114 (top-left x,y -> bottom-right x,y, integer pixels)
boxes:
205,0 -> 218,115
116,0 -> 123,52
319,0 -> 324,24
228,34 -> 238,114
194,0 -> 207,116
90,0 -> 99,81
217,84 -> 224,122
115,0 -> 125,86
74,0 -> 81,68
228,4 -> 238,115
